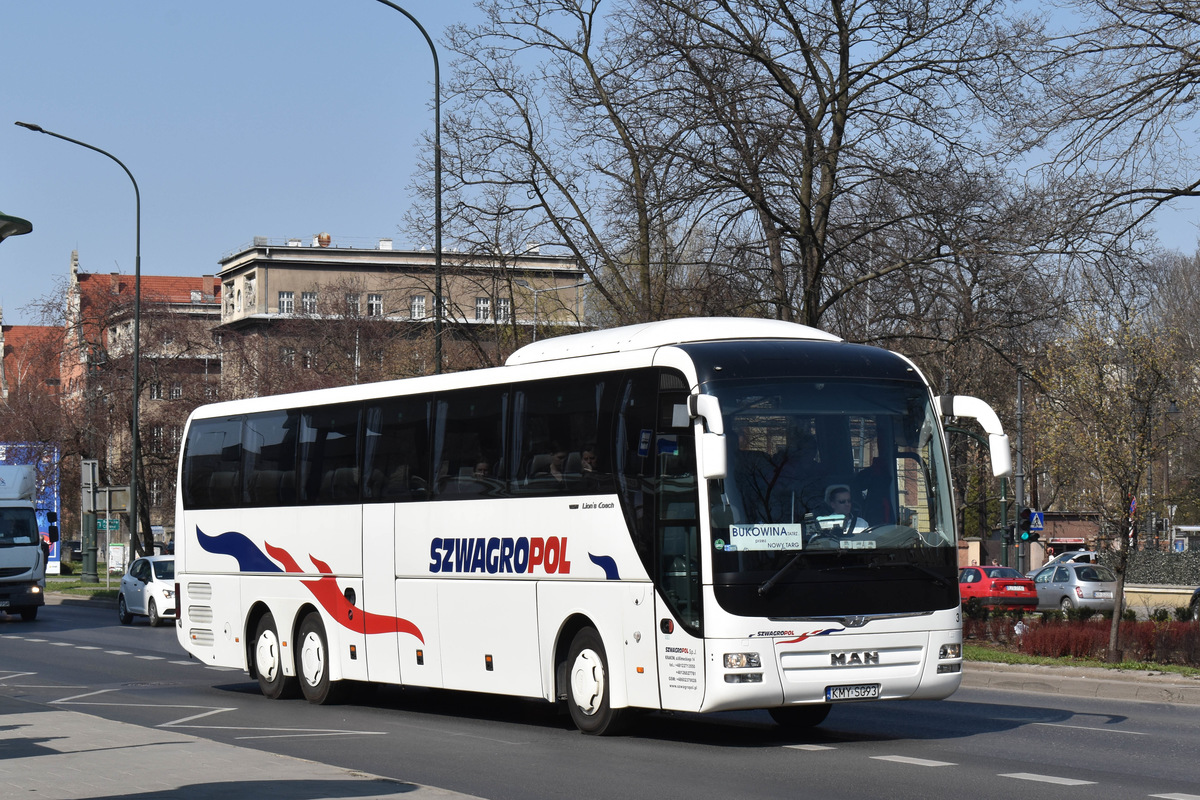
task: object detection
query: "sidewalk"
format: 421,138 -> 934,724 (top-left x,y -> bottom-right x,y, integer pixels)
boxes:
0,694 -> 482,800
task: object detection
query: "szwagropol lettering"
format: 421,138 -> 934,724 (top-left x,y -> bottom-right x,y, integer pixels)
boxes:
429,536 -> 572,575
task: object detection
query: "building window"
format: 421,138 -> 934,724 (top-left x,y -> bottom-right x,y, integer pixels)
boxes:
367,293 -> 383,317
281,346 -> 296,367
302,349 -> 314,370
171,425 -> 183,449
149,382 -> 163,400
279,291 -> 294,314
170,383 -> 183,400
150,425 -> 165,454
302,291 -> 318,314
410,294 -> 426,320
149,479 -> 163,508
345,293 -> 361,316
475,297 -> 491,321
496,297 -> 511,322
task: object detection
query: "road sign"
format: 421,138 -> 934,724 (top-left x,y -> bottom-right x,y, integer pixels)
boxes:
95,518 -> 120,531
1029,511 -> 1044,531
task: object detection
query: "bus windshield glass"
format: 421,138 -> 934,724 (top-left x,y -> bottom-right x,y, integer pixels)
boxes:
707,377 -> 957,618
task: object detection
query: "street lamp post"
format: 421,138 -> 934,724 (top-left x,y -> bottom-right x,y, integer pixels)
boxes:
372,0 -> 443,375
0,212 -> 33,243
16,121 -> 144,557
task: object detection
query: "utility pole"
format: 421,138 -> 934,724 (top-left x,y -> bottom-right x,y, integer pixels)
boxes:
1014,372 -> 1026,573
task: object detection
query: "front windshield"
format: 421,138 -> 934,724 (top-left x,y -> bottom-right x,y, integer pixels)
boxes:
0,508 -> 39,547
708,377 -> 958,617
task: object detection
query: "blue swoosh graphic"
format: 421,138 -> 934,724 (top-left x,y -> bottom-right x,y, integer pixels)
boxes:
197,526 -> 282,573
588,552 -> 620,580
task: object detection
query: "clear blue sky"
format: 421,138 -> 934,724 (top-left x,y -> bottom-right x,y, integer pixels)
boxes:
2,0 -> 473,325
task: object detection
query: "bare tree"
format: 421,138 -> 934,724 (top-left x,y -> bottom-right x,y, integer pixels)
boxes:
1031,0 -> 1200,235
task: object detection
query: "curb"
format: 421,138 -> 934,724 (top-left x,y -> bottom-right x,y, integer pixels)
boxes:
962,660 -> 1200,705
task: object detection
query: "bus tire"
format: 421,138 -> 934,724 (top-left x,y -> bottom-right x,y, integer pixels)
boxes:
254,612 -> 297,700
769,704 -> 831,729
19,606 -> 37,622
148,598 -> 161,627
297,612 -> 344,705
565,627 -> 625,735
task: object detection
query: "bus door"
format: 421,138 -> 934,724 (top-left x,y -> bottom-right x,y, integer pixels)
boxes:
653,380 -> 705,711
362,502 -> 402,684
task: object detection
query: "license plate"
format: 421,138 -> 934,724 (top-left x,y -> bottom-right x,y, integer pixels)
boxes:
825,683 -> 881,701
1094,591 -> 1113,599
1005,585 -> 1025,591
0,600 -> 9,608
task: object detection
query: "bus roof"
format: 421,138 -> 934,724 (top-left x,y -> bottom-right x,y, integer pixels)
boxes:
505,317 -> 840,366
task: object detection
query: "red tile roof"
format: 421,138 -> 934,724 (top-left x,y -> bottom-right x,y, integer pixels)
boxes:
2,325 -> 64,397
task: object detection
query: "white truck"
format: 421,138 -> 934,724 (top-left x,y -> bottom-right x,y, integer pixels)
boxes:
0,464 -> 59,621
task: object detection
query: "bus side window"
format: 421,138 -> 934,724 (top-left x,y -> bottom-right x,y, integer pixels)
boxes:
182,417 -> 243,510
243,410 -> 298,506
299,404 -> 362,504
364,396 -> 432,502
432,386 -> 507,500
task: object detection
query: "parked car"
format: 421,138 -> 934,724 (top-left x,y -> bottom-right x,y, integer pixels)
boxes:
959,565 -> 1038,611
1026,549 -> 1099,578
118,555 -> 176,627
1031,562 -> 1120,613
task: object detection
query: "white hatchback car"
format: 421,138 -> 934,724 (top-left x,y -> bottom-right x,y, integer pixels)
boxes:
118,555 -> 176,627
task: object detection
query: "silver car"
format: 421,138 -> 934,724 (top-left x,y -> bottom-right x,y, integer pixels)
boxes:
1032,562 -> 1120,613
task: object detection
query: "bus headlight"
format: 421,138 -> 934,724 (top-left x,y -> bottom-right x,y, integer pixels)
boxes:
939,643 -> 961,660
723,652 -> 761,669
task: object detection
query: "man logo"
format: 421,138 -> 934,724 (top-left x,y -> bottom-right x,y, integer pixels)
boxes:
830,651 -> 880,666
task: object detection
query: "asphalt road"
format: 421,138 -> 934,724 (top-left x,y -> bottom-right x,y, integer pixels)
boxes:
3,599 -> 1200,800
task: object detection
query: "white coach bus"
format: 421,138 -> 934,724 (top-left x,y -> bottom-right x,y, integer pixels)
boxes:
173,317 -> 1010,734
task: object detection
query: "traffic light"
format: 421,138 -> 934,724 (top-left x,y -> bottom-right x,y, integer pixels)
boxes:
1016,508 -> 1040,542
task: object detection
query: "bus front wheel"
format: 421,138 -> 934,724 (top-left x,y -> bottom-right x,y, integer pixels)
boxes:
297,612 -> 344,705
254,612 -> 297,700
565,627 -> 626,735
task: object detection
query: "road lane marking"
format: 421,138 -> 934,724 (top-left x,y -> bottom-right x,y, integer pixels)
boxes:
136,655 -> 165,661
1001,773 -> 1095,786
1034,722 -> 1146,735
785,744 -> 836,751
872,756 -> 956,767
1151,794 -> 1200,799
75,646 -> 101,650
104,650 -> 130,656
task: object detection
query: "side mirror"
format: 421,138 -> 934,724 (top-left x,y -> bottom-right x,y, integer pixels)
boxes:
48,524 -> 60,544
700,433 -> 727,480
688,394 -> 727,479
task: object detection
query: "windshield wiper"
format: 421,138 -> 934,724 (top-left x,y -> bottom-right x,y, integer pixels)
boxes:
758,553 -> 805,598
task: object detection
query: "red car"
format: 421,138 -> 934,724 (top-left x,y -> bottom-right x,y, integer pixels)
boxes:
958,565 -> 1038,611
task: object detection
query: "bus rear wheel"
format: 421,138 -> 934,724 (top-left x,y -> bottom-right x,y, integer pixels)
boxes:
254,612 -> 297,700
565,627 -> 626,735
769,704 -> 831,729
297,612 -> 344,705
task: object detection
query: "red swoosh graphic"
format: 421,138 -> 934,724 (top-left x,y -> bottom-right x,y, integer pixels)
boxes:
266,542 -> 424,643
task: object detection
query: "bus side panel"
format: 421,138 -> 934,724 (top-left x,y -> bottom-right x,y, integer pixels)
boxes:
536,580 -> 659,711
395,579 -> 443,688
438,579 -> 542,698
363,503 -> 401,684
